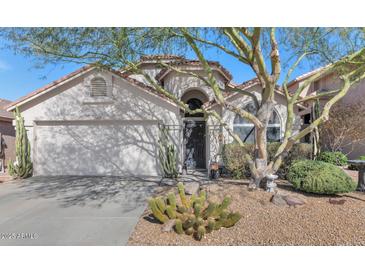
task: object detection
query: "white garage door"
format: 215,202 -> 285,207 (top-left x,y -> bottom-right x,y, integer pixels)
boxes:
34,121 -> 160,176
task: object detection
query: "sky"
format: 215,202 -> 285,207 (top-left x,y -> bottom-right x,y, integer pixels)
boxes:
0,37 -> 313,102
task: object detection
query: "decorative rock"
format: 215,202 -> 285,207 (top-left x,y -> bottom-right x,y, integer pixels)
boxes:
329,198 -> 346,205
161,219 -> 176,233
248,183 -> 257,191
184,182 -> 200,195
283,195 -> 306,207
270,194 -> 288,206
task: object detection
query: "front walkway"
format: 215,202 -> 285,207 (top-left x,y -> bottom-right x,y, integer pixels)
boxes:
160,169 -> 214,185
0,176 -> 158,245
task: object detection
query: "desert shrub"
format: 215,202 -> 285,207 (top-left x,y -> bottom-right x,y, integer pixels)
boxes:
287,160 -> 356,194
317,151 -> 348,166
271,142 -> 312,179
222,143 -> 254,179
348,155 -> 365,170
222,142 -> 312,179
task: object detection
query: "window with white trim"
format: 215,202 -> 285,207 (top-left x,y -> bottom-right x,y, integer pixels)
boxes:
90,77 -> 107,97
233,102 -> 281,143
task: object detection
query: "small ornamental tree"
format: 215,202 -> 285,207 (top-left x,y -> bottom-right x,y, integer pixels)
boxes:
8,107 -> 33,178
2,27 -> 365,187
320,102 -> 365,154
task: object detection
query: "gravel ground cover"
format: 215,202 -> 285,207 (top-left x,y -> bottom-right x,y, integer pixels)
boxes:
128,180 -> 365,245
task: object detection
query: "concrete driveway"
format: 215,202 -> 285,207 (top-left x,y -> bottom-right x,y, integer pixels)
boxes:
0,176 -> 158,246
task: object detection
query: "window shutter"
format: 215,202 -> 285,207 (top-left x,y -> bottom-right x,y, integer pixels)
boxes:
91,77 -> 107,96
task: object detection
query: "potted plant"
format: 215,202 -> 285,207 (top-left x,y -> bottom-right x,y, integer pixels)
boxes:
210,161 -> 220,180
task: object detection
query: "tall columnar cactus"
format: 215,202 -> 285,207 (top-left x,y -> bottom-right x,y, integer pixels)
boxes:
158,126 -> 178,178
148,182 -> 241,241
8,107 -> 33,179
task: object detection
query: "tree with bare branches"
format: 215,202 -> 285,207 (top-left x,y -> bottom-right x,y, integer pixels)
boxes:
320,101 -> 365,154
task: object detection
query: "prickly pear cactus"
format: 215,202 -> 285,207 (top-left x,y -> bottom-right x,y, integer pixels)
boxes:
8,107 -> 33,179
148,182 -> 241,241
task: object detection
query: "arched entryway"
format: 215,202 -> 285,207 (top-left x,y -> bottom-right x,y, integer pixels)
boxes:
181,90 -> 209,170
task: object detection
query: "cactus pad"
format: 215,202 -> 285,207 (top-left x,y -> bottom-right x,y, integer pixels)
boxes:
175,219 -> 184,234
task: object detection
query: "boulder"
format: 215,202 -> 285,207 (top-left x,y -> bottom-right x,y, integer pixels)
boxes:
161,219 -> 176,233
283,195 -> 306,207
270,194 -> 288,207
329,198 -> 346,205
184,182 -> 200,195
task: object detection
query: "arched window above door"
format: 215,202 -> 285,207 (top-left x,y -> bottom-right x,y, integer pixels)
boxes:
185,98 -> 204,117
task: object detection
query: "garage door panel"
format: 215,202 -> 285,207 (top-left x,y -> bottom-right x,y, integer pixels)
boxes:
34,122 -> 160,176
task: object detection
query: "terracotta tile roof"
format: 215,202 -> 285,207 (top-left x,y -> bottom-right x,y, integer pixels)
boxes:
8,55 -> 232,111
234,78 -> 260,89
8,64 -> 179,110
203,78 -> 289,109
154,59 -> 232,82
7,65 -> 94,110
0,98 -> 13,119
287,65 -> 330,88
110,69 -> 177,106
140,55 -> 184,61
202,78 -> 259,109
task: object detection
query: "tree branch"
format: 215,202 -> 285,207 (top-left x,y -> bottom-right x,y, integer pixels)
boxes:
294,89 -> 340,104
269,27 -> 281,82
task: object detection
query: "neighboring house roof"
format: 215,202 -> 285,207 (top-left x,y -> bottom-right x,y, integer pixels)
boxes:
0,98 -> 14,120
287,64 -> 331,88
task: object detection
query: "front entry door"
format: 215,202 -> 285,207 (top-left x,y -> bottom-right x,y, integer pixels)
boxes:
183,120 -> 206,169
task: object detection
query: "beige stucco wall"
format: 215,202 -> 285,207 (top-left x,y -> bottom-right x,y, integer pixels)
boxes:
18,68 -> 181,176
164,70 -> 225,101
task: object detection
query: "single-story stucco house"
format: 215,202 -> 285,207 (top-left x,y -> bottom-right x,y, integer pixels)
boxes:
6,55 -> 304,177
0,98 -> 15,174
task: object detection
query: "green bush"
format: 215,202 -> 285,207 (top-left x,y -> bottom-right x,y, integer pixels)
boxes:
287,160 -> 356,194
222,143 -> 254,179
222,142 -> 312,179
348,155 -> 365,170
317,151 -> 348,166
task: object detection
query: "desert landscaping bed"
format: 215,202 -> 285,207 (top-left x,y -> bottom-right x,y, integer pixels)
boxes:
128,181 -> 365,245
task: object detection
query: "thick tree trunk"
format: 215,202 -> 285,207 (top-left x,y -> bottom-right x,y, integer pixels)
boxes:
250,100 -> 275,188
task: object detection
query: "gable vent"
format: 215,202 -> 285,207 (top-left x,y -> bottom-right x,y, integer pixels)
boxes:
91,77 -> 107,96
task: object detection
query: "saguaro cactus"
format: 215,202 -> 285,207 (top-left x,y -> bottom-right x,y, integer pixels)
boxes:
148,182 -> 241,241
8,107 -> 33,179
